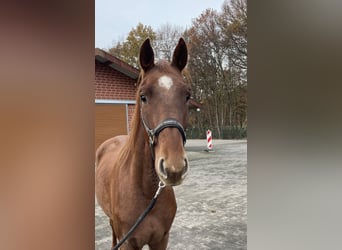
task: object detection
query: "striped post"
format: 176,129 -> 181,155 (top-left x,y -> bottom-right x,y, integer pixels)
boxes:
206,129 -> 213,151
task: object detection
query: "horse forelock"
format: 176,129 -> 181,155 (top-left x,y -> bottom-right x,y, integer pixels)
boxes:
139,61 -> 186,89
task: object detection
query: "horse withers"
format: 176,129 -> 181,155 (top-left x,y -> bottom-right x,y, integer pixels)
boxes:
95,38 -> 190,249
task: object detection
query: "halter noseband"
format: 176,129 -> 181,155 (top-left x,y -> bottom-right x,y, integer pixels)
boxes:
141,110 -> 186,161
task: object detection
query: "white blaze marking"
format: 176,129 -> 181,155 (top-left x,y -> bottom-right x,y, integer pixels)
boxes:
158,75 -> 173,90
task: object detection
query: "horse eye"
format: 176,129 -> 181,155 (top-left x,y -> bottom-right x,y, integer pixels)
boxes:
140,95 -> 147,103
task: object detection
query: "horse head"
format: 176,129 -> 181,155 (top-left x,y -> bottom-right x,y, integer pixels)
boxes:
138,38 -> 190,186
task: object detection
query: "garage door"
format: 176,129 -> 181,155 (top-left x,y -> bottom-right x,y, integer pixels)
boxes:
95,104 -> 127,150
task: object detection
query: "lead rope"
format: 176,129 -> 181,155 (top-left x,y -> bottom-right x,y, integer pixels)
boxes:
112,181 -> 166,250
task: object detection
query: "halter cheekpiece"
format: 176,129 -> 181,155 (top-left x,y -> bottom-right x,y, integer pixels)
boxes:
141,106 -> 186,160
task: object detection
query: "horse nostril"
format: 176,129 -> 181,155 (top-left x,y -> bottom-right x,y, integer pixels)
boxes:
159,159 -> 168,179
182,158 -> 189,178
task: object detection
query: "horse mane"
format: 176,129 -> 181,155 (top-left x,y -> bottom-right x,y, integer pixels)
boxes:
117,71 -> 145,163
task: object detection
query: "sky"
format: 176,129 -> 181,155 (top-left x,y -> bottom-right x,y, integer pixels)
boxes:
95,0 -> 225,49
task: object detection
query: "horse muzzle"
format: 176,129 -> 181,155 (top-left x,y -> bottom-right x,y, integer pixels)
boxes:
157,157 -> 189,186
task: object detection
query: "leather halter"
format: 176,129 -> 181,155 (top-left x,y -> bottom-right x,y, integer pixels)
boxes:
140,108 -> 186,161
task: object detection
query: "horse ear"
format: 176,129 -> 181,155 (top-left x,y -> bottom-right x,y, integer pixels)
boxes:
171,38 -> 188,72
139,38 -> 155,72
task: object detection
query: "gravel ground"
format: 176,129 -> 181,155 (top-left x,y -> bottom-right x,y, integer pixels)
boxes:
95,139 -> 247,250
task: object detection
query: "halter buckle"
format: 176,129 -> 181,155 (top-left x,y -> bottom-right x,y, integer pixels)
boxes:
149,134 -> 155,146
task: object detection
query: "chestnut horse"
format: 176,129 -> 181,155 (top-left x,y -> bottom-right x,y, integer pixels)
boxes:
95,38 -> 190,249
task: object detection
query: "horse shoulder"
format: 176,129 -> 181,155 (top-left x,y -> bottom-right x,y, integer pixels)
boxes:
95,135 -> 128,217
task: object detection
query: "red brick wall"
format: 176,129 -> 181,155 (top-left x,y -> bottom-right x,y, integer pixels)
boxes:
95,61 -> 137,100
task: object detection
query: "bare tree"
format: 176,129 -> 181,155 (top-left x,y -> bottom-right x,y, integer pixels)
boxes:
154,23 -> 184,61
185,3 -> 247,138
220,0 -> 247,70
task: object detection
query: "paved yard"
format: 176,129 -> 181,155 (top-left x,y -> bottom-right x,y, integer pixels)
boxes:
95,139 -> 247,250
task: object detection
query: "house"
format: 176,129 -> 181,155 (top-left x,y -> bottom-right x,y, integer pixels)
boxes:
95,48 -> 139,150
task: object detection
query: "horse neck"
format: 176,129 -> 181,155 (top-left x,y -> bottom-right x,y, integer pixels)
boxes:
128,122 -> 159,196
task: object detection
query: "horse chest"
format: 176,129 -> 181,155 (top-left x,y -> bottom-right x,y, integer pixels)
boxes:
114,189 -> 177,239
